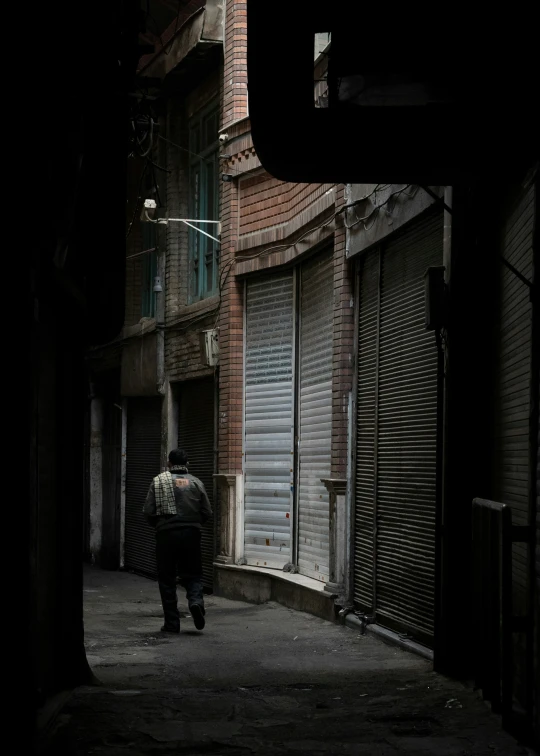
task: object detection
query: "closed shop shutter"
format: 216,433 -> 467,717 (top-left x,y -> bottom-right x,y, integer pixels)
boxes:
297,251 -> 334,581
377,214 -> 442,641
125,397 -> 162,577
492,181 -> 535,709
178,377 -> 215,592
354,211 -> 443,645
244,274 -> 294,568
354,250 -> 380,610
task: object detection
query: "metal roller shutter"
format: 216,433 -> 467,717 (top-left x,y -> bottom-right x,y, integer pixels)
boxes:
354,250 -> 380,609
354,211 -> 443,645
244,274 -> 294,568
377,214 -> 442,641
297,251 -> 333,582
492,181 -> 535,709
125,398 -> 162,577
178,377 -> 216,592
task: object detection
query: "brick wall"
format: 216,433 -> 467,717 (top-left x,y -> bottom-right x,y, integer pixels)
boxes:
218,49 -> 246,474
223,0 -> 248,128
217,176 -> 244,474
125,158 -> 145,327
165,310 -> 216,382
164,73 -> 221,385
164,98 -> 189,323
217,0 -> 354,484
239,175 -> 333,237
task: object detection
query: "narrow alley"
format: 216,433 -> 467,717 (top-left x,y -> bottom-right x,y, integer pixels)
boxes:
42,567 -> 530,755
26,3 -> 539,753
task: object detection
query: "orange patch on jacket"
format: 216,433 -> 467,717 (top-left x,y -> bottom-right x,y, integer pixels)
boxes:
174,478 -> 190,488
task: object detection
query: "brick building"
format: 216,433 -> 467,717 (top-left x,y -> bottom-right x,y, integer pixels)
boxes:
213,6 -> 353,610
85,1 -> 354,615
82,8 -> 538,742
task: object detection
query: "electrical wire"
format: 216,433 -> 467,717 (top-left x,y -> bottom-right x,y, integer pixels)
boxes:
147,157 -> 171,173
344,185 -> 418,230
236,206 -> 338,263
213,256 -> 237,328
337,184 -> 393,214
211,193 -> 338,328
132,115 -> 155,158
159,134 -> 247,177
139,118 -> 155,157
126,247 -> 157,261
150,159 -> 162,208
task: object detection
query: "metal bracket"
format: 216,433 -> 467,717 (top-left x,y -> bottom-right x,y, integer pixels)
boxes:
419,185 -> 453,214
500,256 -> 534,290
143,209 -> 221,243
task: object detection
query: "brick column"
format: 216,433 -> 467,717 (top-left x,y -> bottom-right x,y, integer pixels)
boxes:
223,0 -> 248,128
217,177 -> 243,476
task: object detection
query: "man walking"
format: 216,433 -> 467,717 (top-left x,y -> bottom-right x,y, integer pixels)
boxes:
143,448 -> 212,634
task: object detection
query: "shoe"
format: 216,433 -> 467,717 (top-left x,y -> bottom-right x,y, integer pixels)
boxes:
190,604 -> 205,630
161,624 -> 180,634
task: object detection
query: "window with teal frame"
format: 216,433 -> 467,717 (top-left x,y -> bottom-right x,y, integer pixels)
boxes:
189,101 -> 220,302
141,221 -> 157,318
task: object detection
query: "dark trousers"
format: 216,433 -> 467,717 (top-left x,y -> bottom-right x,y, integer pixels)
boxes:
155,526 -> 204,630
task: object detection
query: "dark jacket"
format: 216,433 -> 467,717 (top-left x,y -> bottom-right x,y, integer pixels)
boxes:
143,471 -> 212,533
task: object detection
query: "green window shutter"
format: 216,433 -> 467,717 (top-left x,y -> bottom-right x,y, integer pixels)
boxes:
188,102 -> 220,302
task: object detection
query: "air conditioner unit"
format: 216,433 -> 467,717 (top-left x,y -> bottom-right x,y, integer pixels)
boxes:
199,328 -> 219,367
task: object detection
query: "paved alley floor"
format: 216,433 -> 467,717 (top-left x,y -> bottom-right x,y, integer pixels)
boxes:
45,566 -> 533,755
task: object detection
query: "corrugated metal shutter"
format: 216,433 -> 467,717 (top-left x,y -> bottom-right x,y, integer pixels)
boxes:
125,398 -> 162,577
354,250 -> 380,609
492,181 -> 535,708
377,213 -> 442,642
244,274 -> 294,568
354,211 -> 443,645
297,251 -> 334,581
178,377 -> 215,592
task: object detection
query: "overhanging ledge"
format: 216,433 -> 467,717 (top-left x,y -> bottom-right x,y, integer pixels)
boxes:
139,2 -> 223,81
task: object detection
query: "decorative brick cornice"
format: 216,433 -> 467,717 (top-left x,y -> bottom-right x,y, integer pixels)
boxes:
237,191 -> 336,253
235,221 -> 335,277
